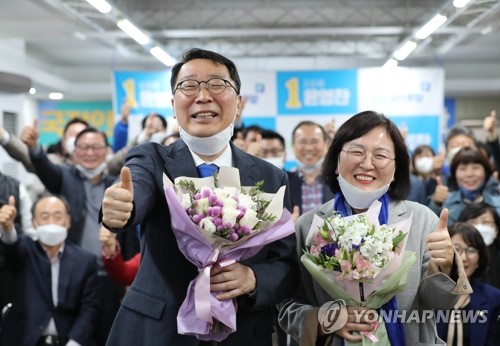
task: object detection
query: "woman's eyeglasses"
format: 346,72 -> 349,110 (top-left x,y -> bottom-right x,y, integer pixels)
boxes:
341,149 -> 395,169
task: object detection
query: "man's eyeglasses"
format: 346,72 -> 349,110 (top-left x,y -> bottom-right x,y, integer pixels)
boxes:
454,245 -> 479,257
175,78 -> 238,96
341,149 -> 395,169
75,144 -> 106,152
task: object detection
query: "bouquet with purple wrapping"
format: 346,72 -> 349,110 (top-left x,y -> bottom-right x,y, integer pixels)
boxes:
163,166 -> 294,341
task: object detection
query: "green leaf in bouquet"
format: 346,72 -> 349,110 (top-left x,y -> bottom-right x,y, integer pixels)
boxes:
178,180 -> 197,196
248,180 -> 265,196
392,230 -> 407,250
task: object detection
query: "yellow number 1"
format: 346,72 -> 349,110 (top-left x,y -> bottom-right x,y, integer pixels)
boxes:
285,77 -> 302,109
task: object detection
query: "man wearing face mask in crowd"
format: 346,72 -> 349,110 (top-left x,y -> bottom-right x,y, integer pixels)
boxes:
256,129 -> 286,169
288,121 -> 334,217
441,125 -> 477,181
22,127 -> 140,345
0,119 -> 89,202
0,194 -> 99,346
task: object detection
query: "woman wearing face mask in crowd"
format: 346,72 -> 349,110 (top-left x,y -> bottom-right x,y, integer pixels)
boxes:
411,144 -> 445,198
278,111 -> 471,345
436,222 -> 500,346
458,203 -> 500,289
428,147 -> 500,226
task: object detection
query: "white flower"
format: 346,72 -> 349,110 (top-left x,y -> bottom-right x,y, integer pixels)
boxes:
224,197 -> 238,209
199,217 -> 217,233
214,187 -> 238,200
195,198 -> 209,214
181,194 -> 192,209
222,206 -> 240,226
239,208 -> 260,230
237,193 -> 257,210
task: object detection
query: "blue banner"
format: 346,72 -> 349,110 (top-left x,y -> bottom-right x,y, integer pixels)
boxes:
277,70 -> 357,115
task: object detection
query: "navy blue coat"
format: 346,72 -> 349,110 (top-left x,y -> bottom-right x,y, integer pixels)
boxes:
437,279 -> 500,345
0,236 -> 99,345
105,141 -> 299,346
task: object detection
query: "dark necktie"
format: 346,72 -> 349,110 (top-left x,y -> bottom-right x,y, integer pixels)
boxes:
197,163 -> 219,178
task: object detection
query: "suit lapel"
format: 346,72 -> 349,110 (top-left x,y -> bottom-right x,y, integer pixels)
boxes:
230,143 -> 260,185
33,242 -> 56,305
163,140 -> 198,179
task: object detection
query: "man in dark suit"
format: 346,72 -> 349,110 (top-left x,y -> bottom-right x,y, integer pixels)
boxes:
287,121 -> 334,217
21,126 -> 139,345
0,194 -> 99,346
101,48 -> 299,345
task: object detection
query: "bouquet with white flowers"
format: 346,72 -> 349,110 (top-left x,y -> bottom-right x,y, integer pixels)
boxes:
301,200 -> 415,345
163,166 -> 294,342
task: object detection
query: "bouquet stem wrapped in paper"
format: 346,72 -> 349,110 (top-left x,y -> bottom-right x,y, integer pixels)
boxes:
301,200 -> 416,345
163,166 -> 294,342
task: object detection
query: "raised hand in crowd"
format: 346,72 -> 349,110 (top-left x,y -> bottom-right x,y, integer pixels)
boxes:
99,226 -> 118,257
102,167 -> 134,229
20,119 -> 39,149
433,150 -> 445,174
483,109 -> 497,141
432,176 -> 449,206
0,196 -> 16,232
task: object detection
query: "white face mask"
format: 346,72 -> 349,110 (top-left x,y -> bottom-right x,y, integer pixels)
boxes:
415,157 -> 434,174
64,137 -> 76,155
474,223 -> 497,246
179,123 -> 233,156
337,172 -> 392,209
75,162 -> 107,180
299,158 -> 324,175
263,156 -> 285,169
150,131 -> 167,144
36,224 -> 67,246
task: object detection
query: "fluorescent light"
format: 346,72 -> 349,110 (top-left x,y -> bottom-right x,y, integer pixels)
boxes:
86,0 -> 112,14
74,31 -> 87,41
415,14 -> 447,40
29,87 -> 36,95
382,58 -> 398,68
49,92 -> 64,100
150,46 -> 176,66
394,41 -> 417,61
117,19 -> 150,45
453,0 -> 473,8
481,25 -> 493,35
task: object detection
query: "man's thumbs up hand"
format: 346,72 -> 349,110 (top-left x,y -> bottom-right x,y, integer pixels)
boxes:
0,196 -> 17,231
102,167 -> 134,229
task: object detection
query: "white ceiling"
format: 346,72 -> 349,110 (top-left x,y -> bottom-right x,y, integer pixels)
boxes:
1,0 -> 499,100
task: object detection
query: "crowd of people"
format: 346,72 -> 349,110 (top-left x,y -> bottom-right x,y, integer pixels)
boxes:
0,48 -> 498,346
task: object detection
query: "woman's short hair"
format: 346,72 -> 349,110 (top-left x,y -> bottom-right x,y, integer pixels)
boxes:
450,147 -> 492,189
322,110 -> 410,200
449,222 -> 490,279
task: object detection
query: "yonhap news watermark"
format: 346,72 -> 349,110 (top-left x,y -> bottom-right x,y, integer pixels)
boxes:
318,299 -> 488,334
